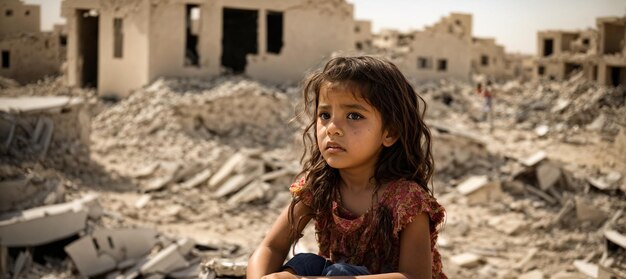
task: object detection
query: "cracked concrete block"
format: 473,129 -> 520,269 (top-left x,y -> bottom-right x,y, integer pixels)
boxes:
537,163 -> 561,190
65,228 -> 158,277
457,176 -> 502,205
0,194 -> 100,246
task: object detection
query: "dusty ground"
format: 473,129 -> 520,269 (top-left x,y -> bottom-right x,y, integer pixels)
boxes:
1,74 -> 625,278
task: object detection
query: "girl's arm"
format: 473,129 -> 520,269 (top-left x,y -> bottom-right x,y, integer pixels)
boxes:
274,213 -> 432,279
247,201 -> 314,279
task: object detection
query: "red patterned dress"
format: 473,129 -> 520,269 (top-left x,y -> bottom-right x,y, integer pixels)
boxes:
290,178 -> 447,278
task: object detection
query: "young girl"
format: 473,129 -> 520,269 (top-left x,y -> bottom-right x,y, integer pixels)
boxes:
247,56 -> 446,279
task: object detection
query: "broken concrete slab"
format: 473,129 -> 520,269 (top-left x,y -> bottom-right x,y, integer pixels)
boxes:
450,252 -> 483,268
208,153 -> 246,188
573,260 -> 597,278
537,163 -> 561,190
521,151 -> 547,167
487,213 -> 527,235
140,242 -> 189,275
213,174 -> 250,198
575,197 -> 608,223
227,180 -> 270,206
604,230 -> 626,250
0,97 -> 84,114
456,175 -> 502,205
169,260 -> 201,279
65,228 -> 158,277
0,193 -> 100,247
180,169 -> 213,189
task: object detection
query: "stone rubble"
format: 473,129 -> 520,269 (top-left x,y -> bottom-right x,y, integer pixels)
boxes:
0,72 -> 624,278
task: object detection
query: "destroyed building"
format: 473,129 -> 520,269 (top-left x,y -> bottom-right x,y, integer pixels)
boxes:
389,13 -> 522,83
62,0 -> 356,98
534,29 -> 598,82
534,13 -> 626,86
353,19 -> 373,51
0,0 -> 66,84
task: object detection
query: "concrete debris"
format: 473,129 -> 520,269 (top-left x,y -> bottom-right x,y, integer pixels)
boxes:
65,228 -> 158,277
575,197 -> 608,223
140,242 -> 189,275
450,252 -> 483,268
536,163 -> 561,190
519,270 -> 544,279
3,67 -> 626,279
0,193 -> 100,247
521,151 -> 547,167
573,260 -> 598,278
456,175 -> 502,205
203,258 -> 247,277
604,230 -> 626,250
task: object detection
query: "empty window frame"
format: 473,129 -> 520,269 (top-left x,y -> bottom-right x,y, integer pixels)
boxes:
417,57 -> 431,69
113,18 -> 123,58
25,10 -> 30,16
538,65 -> 545,76
437,59 -> 447,71
543,39 -> 554,57
185,4 -> 200,66
480,55 -> 489,66
5,9 -> 13,17
1,51 -> 9,68
267,11 -> 283,54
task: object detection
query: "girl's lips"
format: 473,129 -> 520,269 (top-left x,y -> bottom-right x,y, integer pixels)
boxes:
326,142 -> 346,153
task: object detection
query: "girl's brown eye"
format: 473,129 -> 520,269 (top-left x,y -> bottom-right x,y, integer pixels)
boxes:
319,112 -> 330,120
347,113 -> 363,120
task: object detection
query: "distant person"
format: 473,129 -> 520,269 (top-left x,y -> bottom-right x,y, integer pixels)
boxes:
476,81 -> 494,130
247,56 -> 447,278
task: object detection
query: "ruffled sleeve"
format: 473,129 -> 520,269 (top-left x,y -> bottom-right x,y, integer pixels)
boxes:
289,177 -> 313,207
386,180 -> 446,237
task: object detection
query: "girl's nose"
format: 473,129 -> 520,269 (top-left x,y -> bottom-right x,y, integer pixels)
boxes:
326,119 -> 344,136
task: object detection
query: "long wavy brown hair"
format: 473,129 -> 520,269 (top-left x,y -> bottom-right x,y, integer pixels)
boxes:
288,56 -> 434,261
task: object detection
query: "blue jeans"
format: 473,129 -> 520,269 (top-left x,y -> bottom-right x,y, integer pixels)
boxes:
283,253 -> 370,276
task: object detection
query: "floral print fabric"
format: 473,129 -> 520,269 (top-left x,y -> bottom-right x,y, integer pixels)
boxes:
289,178 -> 447,278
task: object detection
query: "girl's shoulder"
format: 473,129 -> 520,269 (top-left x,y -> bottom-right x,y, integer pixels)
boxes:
382,179 -> 446,236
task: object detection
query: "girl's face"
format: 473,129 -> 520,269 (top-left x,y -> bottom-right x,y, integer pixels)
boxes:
316,82 -> 397,173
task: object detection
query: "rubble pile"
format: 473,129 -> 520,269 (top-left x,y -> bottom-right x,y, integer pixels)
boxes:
1,74 -> 625,279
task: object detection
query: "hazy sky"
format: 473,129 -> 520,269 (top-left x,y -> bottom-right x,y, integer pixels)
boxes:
24,0 -> 626,54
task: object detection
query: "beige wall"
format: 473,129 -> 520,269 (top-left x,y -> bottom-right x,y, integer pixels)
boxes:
373,29 -> 401,49
98,1 -> 151,97
0,0 -> 40,36
0,33 -> 62,83
354,20 -> 372,50
245,0 -> 355,84
471,37 -> 507,80
400,31 -> 471,82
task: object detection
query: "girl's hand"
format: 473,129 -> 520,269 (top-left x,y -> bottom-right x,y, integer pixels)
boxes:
261,271 -> 301,279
